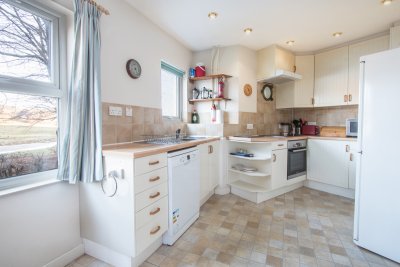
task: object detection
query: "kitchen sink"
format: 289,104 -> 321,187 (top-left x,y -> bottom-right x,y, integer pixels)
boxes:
232,135 -> 283,138
181,136 -> 207,141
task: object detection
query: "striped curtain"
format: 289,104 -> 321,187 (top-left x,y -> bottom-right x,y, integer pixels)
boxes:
57,0 -> 103,183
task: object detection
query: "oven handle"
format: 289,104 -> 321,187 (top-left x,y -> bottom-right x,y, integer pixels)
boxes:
289,148 -> 307,153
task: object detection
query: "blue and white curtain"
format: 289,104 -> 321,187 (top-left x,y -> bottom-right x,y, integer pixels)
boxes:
58,0 -> 103,183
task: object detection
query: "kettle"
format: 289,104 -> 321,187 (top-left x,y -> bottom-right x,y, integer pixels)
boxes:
192,88 -> 200,99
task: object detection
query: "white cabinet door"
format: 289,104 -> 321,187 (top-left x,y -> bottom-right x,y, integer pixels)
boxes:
276,82 -> 295,109
348,35 -> 389,105
307,139 -> 348,188
347,142 -> 358,190
275,46 -> 295,72
199,144 -> 209,202
271,149 -> 288,189
208,141 -> 220,189
314,46 -> 349,107
294,55 -> 314,108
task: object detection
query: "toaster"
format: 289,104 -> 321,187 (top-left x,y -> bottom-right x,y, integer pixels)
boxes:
301,125 -> 320,135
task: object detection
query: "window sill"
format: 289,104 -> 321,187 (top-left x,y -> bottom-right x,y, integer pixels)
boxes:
0,179 -> 60,197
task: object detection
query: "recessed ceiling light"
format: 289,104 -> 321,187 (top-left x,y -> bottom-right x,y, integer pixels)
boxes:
244,28 -> 253,34
208,12 -> 218,19
332,32 -> 343,38
286,40 -> 295,46
381,0 -> 393,5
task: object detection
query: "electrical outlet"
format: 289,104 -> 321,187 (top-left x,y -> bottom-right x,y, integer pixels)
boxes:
109,106 -> 122,116
126,107 -> 132,117
247,124 -> 254,130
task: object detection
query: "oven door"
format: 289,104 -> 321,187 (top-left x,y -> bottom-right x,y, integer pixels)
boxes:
287,148 -> 307,179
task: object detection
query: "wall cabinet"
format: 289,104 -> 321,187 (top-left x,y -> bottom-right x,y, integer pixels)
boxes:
348,35 -> 389,105
199,141 -> 220,204
307,139 -> 356,189
275,55 -> 314,109
314,46 -> 349,107
257,45 -> 295,81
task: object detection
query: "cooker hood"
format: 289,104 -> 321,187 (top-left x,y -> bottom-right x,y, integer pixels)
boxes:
258,69 -> 302,84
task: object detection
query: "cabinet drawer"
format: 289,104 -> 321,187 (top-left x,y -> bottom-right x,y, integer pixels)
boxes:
135,182 -> 168,212
272,141 -> 287,150
135,153 -> 167,176
136,196 -> 168,230
135,167 -> 167,194
136,212 -> 168,255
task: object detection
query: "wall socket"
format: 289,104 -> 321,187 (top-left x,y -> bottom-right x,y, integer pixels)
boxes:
109,106 -> 122,116
246,124 -> 254,130
126,107 -> 133,117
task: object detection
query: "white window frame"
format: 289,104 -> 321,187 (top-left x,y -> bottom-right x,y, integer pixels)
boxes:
161,61 -> 184,120
0,0 -> 67,191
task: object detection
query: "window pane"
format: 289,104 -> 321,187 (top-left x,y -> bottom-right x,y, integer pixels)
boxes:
0,92 -> 57,180
161,69 -> 178,117
0,1 -> 52,82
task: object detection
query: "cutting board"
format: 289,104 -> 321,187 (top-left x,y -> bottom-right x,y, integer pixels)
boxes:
320,126 -> 346,137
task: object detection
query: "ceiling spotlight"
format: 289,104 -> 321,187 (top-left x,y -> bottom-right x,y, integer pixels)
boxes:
244,28 -> 253,34
208,12 -> 218,19
286,40 -> 295,46
381,0 -> 393,5
332,32 -> 343,38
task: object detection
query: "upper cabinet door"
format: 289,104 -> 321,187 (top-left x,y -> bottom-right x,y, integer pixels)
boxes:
275,46 -> 295,73
314,46 -> 349,107
348,35 -> 389,105
294,55 -> 314,108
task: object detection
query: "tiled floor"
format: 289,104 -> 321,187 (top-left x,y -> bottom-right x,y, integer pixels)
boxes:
69,188 -> 400,267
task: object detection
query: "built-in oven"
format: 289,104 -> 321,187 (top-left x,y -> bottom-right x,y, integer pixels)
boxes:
287,139 -> 307,180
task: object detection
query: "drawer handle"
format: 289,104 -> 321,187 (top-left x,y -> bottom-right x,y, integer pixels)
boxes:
278,144 -> 284,147
149,160 -> 160,166
150,225 -> 161,235
149,176 -> 160,182
149,192 -> 160,199
149,207 -> 161,216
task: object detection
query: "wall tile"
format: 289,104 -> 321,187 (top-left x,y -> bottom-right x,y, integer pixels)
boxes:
102,122 -> 116,145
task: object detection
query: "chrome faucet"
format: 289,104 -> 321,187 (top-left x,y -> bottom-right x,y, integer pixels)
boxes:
175,129 -> 181,139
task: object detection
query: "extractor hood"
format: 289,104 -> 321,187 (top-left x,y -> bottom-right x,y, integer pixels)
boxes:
257,69 -> 302,84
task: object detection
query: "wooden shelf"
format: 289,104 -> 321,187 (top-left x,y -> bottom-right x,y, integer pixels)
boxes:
229,154 -> 271,161
188,97 -> 231,104
189,74 -> 232,82
229,169 -> 270,177
230,180 -> 269,193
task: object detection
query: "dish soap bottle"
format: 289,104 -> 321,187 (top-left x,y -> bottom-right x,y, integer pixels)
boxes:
191,109 -> 199,124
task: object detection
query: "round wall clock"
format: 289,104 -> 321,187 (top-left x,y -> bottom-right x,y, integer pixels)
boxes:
126,59 -> 142,79
261,83 -> 273,101
243,84 -> 252,96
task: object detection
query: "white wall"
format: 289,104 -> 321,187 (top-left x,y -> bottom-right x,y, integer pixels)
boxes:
98,0 -> 192,109
0,183 -> 81,267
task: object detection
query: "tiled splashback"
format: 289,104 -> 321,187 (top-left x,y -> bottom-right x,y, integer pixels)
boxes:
102,102 -> 185,145
294,105 -> 358,126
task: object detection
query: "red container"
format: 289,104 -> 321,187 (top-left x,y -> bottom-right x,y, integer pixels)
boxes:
302,125 -> 320,135
195,65 -> 206,77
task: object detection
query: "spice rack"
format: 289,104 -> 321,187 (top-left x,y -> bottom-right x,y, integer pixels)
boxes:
188,74 -> 232,106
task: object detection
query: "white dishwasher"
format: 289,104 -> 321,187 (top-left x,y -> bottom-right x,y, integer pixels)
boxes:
163,147 -> 200,245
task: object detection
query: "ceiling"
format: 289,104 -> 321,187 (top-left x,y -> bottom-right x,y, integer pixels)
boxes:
124,0 -> 400,52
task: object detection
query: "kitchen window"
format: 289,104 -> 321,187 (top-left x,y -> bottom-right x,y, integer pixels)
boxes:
0,0 -> 66,190
161,61 -> 184,119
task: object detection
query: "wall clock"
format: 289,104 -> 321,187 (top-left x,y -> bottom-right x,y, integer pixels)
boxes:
243,84 -> 252,96
261,83 -> 273,101
126,59 -> 142,79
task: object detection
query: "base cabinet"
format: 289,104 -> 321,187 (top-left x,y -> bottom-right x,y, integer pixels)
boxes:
307,139 -> 356,189
199,141 -> 220,204
271,148 -> 287,189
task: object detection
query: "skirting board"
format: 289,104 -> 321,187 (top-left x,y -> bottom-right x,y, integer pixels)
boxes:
305,180 -> 355,199
83,238 -> 163,267
44,243 -> 84,267
231,182 -> 304,204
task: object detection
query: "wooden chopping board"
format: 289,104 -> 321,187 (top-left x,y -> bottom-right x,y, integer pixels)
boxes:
320,126 -> 346,137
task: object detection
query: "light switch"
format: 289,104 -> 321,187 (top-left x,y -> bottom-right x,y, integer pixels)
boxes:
247,124 -> 254,130
126,107 -> 133,117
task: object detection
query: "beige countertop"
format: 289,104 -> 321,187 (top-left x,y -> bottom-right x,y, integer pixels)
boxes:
228,135 -> 358,142
102,137 -> 220,158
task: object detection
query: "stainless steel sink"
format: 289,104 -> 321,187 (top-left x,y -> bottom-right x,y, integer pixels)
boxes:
233,134 -> 283,138
181,136 -> 207,141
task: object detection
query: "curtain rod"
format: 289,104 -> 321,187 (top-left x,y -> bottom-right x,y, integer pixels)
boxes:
86,0 -> 110,15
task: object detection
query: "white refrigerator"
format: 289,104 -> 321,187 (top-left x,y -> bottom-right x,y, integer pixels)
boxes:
354,47 -> 400,263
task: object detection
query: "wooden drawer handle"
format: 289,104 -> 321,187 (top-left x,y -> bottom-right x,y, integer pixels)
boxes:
149,207 -> 161,216
149,176 -> 160,182
149,192 -> 160,199
150,225 -> 161,235
149,160 -> 160,166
